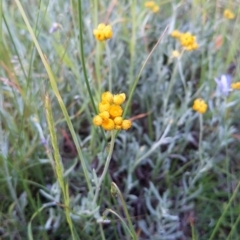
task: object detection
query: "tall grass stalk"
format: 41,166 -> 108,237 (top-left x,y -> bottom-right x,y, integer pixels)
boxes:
15,0 -> 92,193
45,95 -> 76,239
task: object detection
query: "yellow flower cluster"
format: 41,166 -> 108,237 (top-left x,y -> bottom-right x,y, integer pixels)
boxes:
231,82 -> 240,90
171,30 -> 198,51
93,91 -> 132,131
224,9 -> 235,19
192,98 -> 208,114
93,23 -> 113,41
144,1 -> 160,13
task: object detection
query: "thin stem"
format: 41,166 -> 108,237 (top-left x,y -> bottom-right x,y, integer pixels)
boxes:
111,182 -> 138,240
199,113 -> 203,164
77,0 -> 97,114
93,131 -> 115,204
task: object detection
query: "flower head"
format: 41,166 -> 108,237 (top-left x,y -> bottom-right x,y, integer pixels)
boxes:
192,98 -> 208,114
93,91 -> 132,131
145,1 -> 160,13
113,93 -> 126,105
224,9 -> 235,19
180,32 -> 198,51
215,74 -> 232,96
171,30 -> 182,39
109,105 -> 123,118
93,23 -> 113,41
231,81 -> 240,90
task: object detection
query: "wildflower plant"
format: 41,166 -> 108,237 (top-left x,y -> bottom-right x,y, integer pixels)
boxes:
3,0 -> 240,239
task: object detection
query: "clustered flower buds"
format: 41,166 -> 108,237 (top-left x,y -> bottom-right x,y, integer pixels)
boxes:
223,9 -> 235,20
171,30 -> 198,51
93,91 -> 132,131
144,1 -> 160,13
93,23 -> 113,41
192,98 -> 208,114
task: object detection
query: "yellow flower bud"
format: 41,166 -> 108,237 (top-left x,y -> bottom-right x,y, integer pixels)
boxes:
113,93 -> 126,105
93,115 -> 103,126
122,119 -> 132,130
101,91 -> 113,103
103,25 -> 113,39
109,104 -> 123,118
93,29 -> 105,41
102,118 -> 115,131
99,111 -> 110,119
99,101 -> 110,112
114,116 -> 123,125
145,1 -> 155,8
98,23 -> 106,30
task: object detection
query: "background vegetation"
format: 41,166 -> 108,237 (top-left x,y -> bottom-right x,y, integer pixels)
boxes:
0,0 -> 240,239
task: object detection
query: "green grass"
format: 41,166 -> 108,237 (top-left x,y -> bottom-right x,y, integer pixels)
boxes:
0,0 -> 240,239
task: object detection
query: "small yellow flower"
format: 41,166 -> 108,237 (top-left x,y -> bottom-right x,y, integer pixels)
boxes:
109,104 -> 123,118
99,111 -> 110,119
122,120 -> 132,130
192,98 -> 208,114
93,115 -> 103,126
114,116 -> 123,125
145,1 -> 155,8
103,25 -> 113,39
224,9 -> 235,19
101,91 -> 113,103
172,50 -> 180,58
231,82 -> 240,90
93,29 -> 105,41
102,118 -> 115,131
145,1 -> 159,13
152,5 -> 159,13
99,101 -> 110,112
180,32 -> 198,51
171,30 -> 182,39
93,23 -> 113,41
113,93 -> 126,105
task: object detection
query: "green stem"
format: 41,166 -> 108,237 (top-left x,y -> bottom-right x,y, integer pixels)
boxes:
111,182 -> 137,240
199,113 -> 203,164
77,0 -> 97,114
93,131 -> 115,204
